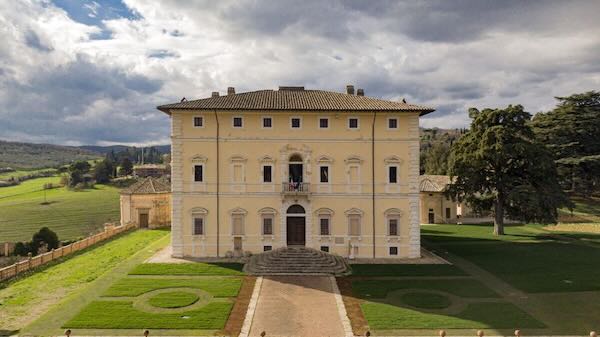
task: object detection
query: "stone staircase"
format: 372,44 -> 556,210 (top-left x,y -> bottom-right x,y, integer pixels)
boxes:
243,247 -> 351,276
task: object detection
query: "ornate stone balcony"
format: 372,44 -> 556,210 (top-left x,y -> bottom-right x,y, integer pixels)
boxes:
281,182 -> 310,195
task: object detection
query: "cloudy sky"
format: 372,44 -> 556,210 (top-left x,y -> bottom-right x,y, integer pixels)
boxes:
1,0 -> 599,146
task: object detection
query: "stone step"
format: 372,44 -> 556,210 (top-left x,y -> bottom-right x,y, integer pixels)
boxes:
243,247 -> 351,276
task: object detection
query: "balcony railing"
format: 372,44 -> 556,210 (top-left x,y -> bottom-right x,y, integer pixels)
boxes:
282,182 -> 310,195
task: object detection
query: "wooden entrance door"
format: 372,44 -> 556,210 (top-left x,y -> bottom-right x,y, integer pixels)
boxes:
139,213 -> 149,228
286,216 -> 305,246
428,210 -> 435,224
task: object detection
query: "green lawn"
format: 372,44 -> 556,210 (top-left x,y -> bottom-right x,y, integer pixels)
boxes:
104,277 -> 242,297
148,291 -> 200,308
0,177 -> 120,241
400,292 -> 451,309
130,262 -> 245,276
350,264 -> 466,276
0,230 -> 169,331
64,262 -> 244,331
352,279 -> 499,299
362,302 -> 544,329
64,300 -> 233,329
423,224 -> 600,293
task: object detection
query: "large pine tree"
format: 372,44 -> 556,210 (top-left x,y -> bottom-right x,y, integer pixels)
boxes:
447,105 -> 570,235
531,91 -> 600,196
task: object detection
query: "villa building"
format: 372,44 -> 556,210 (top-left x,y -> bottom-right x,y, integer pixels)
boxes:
419,175 -> 471,224
157,86 -> 434,259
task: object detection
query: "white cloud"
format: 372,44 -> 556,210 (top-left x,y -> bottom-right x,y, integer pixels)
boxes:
0,0 -> 599,145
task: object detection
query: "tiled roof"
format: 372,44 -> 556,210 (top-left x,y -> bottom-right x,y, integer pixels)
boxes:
420,175 -> 452,192
157,88 -> 434,115
121,177 -> 171,195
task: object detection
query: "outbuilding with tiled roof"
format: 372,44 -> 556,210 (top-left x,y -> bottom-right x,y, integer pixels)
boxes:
120,177 -> 171,228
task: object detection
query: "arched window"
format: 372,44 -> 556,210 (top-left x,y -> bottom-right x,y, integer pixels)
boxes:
289,154 -> 303,162
287,204 -> 305,214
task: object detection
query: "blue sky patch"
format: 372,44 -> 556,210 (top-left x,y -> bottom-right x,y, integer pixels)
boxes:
52,0 -> 141,39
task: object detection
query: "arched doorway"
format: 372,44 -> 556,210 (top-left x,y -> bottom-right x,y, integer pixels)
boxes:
286,204 -> 306,246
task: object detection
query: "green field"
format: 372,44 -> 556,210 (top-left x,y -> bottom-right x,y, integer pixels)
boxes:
0,176 -> 120,241
0,230 -> 169,332
104,277 -> 242,297
64,262 -> 245,331
0,168 -> 58,181
130,262 -> 245,276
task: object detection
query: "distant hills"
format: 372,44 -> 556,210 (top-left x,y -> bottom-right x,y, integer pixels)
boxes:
0,140 -> 170,169
80,144 -> 170,154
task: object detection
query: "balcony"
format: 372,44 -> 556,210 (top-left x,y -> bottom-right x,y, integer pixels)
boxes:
282,182 -> 310,195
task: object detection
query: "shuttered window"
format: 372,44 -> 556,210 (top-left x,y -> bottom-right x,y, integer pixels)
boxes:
232,215 -> 244,235
349,215 -> 361,236
389,219 -> 398,236
193,217 -> 204,235
263,217 -> 273,235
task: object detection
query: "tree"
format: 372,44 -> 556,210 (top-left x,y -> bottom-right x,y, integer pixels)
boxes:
447,105 -> 570,235
93,159 -> 113,183
531,91 -> 600,197
119,157 -> 133,176
31,227 -> 60,254
424,141 -> 451,175
67,160 -> 92,187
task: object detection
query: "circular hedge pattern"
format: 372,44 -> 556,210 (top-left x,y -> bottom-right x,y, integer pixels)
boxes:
148,291 -> 200,308
400,292 -> 452,309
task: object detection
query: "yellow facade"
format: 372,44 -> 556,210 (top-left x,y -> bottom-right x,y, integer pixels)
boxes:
163,89 -> 431,259
419,192 -> 468,224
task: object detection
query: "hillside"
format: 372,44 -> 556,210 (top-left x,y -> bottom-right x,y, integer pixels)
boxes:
0,140 -> 101,169
80,144 -> 170,154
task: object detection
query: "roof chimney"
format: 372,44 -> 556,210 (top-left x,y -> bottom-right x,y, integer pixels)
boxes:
356,88 -> 364,96
227,87 -> 235,95
346,85 -> 355,95
211,91 -> 219,98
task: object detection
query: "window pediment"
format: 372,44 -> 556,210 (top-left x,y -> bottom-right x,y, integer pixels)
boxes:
345,155 -> 363,164
229,207 -> 248,215
258,207 -> 277,215
314,207 -> 335,216
384,208 -> 403,217
384,156 -> 403,164
190,207 -> 208,215
258,155 -> 276,163
316,155 -> 334,164
191,155 -> 208,163
344,208 -> 364,216
230,155 -> 247,163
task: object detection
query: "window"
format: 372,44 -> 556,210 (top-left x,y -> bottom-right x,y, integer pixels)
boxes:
348,117 -> 359,129
320,246 -> 329,252
388,219 -> 398,236
291,117 -> 301,129
388,118 -> 398,129
446,207 -> 451,219
263,165 -> 272,183
233,116 -> 243,128
389,246 -> 398,255
319,117 -> 329,129
264,245 -> 272,251
193,217 -> 204,235
263,217 -> 273,235
193,116 -> 203,127
232,215 -> 244,235
349,215 -> 361,236
388,166 -> 398,183
320,166 -> 329,183
194,165 -> 203,182
262,117 -> 272,128
320,217 -> 330,235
